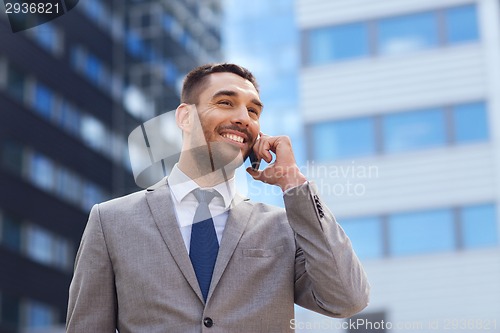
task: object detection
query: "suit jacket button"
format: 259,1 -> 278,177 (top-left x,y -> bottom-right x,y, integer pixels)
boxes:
203,317 -> 214,328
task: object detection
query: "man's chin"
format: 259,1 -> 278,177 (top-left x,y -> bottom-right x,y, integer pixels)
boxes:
209,141 -> 246,171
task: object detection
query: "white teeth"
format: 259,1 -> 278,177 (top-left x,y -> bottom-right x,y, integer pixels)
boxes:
222,133 -> 244,143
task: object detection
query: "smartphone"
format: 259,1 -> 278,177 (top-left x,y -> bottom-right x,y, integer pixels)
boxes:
248,150 -> 261,171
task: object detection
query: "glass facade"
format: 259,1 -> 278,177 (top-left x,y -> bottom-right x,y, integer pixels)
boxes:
461,204 -> 497,248
340,203 -> 498,260
453,102 -> 489,143
0,142 -> 109,211
445,5 -> 479,44
312,117 -> 375,161
378,12 -> 438,55
309,23 -> 369,64
27,22 -> 63,56
309,102 -> 488,161
305,4 -> 479,66
2,62 -> 130,170
0,210 -> 74,272
383,108 -> 445,153
340,217 -> 384,260
389,209 -> 455,255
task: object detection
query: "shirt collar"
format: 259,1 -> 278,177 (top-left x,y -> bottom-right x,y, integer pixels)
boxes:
168,164 -> 235,209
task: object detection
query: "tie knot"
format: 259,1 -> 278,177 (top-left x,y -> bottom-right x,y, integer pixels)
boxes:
193,188 -> 217,204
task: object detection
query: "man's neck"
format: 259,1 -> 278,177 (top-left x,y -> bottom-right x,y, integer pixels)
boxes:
177,156 -> 235,188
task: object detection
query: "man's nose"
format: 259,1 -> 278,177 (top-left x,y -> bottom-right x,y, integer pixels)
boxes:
231,106 -> 250,127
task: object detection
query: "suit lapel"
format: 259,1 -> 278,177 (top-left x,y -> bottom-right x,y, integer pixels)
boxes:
208,194 -> 252,301
145,178 -> 204,303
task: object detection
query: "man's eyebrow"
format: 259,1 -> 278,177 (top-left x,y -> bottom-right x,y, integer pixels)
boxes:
211,90 -> 237,99
212,90 -> 264,110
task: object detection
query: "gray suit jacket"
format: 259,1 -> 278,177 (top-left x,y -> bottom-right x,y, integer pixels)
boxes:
66,180 -> 369,332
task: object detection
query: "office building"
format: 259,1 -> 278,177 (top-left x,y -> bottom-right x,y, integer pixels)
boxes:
297,0 -> 500,331
0,1 -> 221,332
223,0 -> 303,205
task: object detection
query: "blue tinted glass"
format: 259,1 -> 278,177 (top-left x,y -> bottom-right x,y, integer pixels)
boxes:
34,83 -> 54,119
453,102 -> 488,143
59,102 -> 81,135
308,23 -> 369,64
340,217 -> 383,259
126,31 -> 142,57
6,67 -> 25,101
378,12 -> 438,55
446,5 -> 479,44
86,55 -> 102,83
389,209 -> 455,255
2,215 -> 22,251
383,109 -> 445,153
312,117 -> 375,161
462,204 -> 497,248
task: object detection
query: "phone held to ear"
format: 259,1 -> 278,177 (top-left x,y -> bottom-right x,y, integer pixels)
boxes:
248,150 -> 260,171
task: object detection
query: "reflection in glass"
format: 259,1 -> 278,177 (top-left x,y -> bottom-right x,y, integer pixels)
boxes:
445,5 -> 479,44
308,23 -> 369,64
340,217 -> 383,259
383,108 -> 445,153
378,12 -> 438,55
30,153 -> 55,191
389,209 -> 455,255
2,214 -> 22,252
311,117 -> 375,161
24,300 -> 58,328
7,66 -> 26,101
26,225 -> 53,265
33,82 -> 55,120
461,204 -> 497,248
453,102 -> 489,143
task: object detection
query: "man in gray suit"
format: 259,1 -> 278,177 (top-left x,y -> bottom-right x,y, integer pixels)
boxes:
66,63 -> 370,332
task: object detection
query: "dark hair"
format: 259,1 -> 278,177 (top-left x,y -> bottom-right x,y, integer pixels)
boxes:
181,63 -> 259,104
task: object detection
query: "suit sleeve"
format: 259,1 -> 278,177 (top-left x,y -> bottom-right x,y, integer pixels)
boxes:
284,182 -> 370,318
66,204 -> 118,332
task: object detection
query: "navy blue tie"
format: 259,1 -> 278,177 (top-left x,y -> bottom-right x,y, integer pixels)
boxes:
189,189 -> 219,302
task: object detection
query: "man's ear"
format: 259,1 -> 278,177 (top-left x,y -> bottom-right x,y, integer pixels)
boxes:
175,103 -> 192,133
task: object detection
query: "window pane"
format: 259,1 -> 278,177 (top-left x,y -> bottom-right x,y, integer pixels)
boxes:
383,109 -> 445,153
2,214 -> 22,252
6,67 -> 25,101
378,12 -> 438,55
453,102 -> 488,143
461,204 -> 497,248
1,141 -> 24,176
308,23 -> 369,64
1,293 -> 20,327
31,23 -> 61,54
33,82 -> 55,119
82,183 -> 106,211
55,169 -> 81,204
311,117 -> 375,161
389,209 -> 455,255
340,217 -> 383,260
26,225 -> 53,266
86,54 -> 103,83
59,101 -> 81,135
24,300 -> 57,328
81,115 -> 107,150
445,5 -> 479,44
53,238 -> 72,270
30,153 -> 55,191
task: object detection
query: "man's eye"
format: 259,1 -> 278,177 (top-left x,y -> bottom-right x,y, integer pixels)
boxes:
248,108 -> 258,114
218,100 -> 232,106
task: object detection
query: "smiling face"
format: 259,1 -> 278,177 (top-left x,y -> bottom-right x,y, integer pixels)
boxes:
178,72 -> 263,173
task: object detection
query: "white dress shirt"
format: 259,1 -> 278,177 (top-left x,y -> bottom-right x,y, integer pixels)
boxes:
168,164 -> 235,254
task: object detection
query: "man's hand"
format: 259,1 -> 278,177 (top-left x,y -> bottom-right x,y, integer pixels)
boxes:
246,133 -> 307,191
